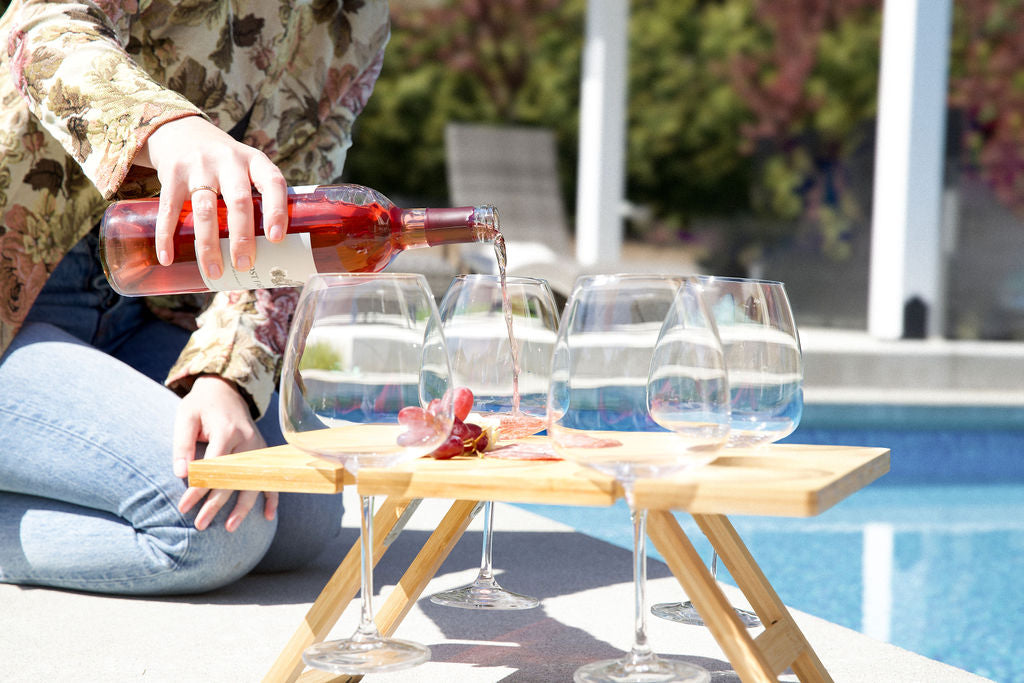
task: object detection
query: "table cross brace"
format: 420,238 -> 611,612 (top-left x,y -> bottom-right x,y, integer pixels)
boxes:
265,500 -> 832,683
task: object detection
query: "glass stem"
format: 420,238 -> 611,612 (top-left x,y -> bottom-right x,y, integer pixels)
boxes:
625,484 -> 655,668
478,500 -> 495,581
710,550 -> 719,581
355,494 -> 382,642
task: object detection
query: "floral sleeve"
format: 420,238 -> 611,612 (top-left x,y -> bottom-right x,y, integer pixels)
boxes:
165,288 -> 298,419
4,0 -> 390,417
7,0 -> 205,199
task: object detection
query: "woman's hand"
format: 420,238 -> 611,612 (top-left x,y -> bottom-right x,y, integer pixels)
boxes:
135,115 -> 289,282
173,374 -> 279,532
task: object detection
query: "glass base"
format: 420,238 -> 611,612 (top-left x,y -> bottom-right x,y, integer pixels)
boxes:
430,575 -> 540,610
302,636 -> 430,674
574,655 -> 710,683
651,601 -> 761,629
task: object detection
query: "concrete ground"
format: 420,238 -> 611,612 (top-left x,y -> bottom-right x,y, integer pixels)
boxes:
0,493 -> 991,683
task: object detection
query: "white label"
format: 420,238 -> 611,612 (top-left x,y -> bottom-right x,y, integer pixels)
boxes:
201,233 -> 317,291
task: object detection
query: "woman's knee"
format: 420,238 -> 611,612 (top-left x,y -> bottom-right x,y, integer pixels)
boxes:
155,494 -> 279,595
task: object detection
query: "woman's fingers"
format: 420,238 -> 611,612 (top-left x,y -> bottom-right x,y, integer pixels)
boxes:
155,182 -> 187,266
183,430 -> 244,530
191,155 -> 283,278
178,484 -> 211,516
192,488 -> 235,531
140,117 -> 289,272
184,484 -> 272,532
172,397 -> 203,479
263,491 -> 279,521
249,153 -> 288,243
224,490 -> 262,532
189,184 -> 224,281
219,170 -> 257,274
174,375 -> 275,532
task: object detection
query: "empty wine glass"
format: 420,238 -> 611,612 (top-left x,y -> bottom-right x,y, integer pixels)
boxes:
429,274 -> 559,610
548,274 -> 730,683
652,276 -> 803,629
279,273 -> 455,674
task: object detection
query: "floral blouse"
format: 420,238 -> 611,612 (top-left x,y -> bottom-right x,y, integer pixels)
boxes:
0,0 -> 389,417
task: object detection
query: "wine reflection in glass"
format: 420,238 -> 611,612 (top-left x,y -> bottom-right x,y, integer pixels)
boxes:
279,273 -> 455,674
548,274 -> 730,683
651,276 -> 803,629
429,274 -> 559,610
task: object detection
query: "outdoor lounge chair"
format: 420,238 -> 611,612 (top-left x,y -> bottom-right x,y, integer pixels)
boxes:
445,122 -> 574,290
445,121 -> 698,300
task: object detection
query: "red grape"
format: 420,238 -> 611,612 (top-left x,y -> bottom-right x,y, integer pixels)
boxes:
397,389 -> 485,457
397,406 -> 432,427
452,387 -> 474,421
429,434 -> 464,460
450,418 -> 471,441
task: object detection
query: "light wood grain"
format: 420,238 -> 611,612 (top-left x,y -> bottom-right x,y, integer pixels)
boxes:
647,510 -> 779,683
189,435 -> 889,518
209,428 -> 889,682
693,513 -> 832,682
190,443 -> 354,494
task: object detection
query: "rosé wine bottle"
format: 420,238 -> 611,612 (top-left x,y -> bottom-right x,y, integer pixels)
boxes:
99,183 -> 499,296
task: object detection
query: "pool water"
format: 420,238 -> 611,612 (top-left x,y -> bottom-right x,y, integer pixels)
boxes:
516,405 -> 1024,683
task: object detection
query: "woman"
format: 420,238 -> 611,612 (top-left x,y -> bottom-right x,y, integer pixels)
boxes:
0,0 -> 389,594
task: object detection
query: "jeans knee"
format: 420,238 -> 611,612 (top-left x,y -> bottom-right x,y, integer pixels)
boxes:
160,502 -> 278,595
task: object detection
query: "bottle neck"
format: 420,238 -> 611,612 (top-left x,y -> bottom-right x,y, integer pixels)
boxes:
399,205 -> 499,249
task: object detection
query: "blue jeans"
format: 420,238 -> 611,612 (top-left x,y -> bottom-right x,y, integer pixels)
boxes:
0,232 -> 343,595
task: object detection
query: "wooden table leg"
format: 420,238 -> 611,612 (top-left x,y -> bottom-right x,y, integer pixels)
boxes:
646,510 -> 777,683
263,497 -> 416,683
276,499 -> 480,683
693,513 -> 832,683
372,499 -> 480,638
647,511 -> 833,683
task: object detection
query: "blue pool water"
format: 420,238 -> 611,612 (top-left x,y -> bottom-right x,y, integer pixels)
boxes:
517,404 -> 1024,682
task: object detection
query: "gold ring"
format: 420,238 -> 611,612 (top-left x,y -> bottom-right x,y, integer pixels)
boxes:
189,184 -> 218,194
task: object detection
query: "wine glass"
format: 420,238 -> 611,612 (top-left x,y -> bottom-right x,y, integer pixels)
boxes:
279,272 -> 455,674
547,274 -> 730,683
429,274 -> 559,610
651,276 -> 803,629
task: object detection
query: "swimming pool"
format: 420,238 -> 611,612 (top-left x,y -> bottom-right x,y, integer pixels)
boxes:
516,403 -> 1024,682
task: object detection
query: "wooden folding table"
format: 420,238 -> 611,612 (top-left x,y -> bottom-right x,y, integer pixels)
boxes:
189,439 -> 889,683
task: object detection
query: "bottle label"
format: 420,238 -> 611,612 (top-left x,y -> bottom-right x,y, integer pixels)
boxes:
201,233 -> 317,291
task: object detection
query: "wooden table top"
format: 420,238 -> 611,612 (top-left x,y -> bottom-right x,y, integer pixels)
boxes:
188,436 -> 889,518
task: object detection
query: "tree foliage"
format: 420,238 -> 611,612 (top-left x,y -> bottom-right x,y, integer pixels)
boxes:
342,0 -> 582,205
345,0 -> 889,273
949,0 -> 1024,212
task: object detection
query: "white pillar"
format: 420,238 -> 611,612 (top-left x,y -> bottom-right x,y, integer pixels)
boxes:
867,0 -> 953,339
575,0 -> 628,265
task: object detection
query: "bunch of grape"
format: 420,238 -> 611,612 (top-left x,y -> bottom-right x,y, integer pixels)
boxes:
397,387 -> 489,460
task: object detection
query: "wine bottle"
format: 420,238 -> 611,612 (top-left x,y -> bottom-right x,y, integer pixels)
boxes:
99,183 -> 499,296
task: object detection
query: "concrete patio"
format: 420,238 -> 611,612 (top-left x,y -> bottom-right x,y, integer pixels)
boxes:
0,491 -> 992,682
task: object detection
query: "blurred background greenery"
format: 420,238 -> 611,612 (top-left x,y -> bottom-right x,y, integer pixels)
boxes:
341,0 -> 1024,283
4,0 -> 1024,334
